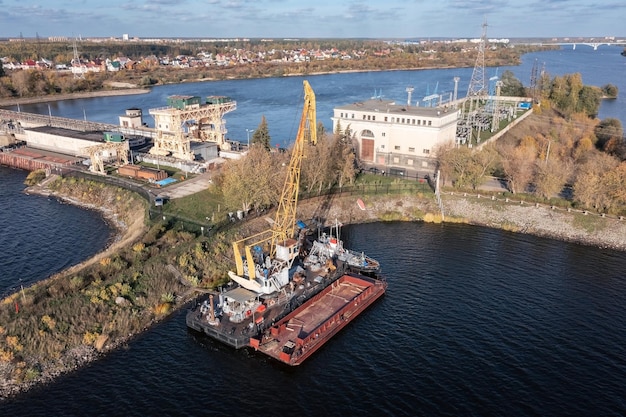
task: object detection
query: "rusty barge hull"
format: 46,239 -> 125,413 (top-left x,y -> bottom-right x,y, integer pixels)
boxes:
250,274 -> 387,366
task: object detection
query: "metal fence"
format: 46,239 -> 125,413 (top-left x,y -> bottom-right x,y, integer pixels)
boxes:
58,170 -> 434,239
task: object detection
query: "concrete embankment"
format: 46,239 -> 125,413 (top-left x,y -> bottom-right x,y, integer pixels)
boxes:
442,192 -> 626,251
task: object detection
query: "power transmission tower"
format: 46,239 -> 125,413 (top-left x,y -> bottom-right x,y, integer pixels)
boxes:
464,19 -> 489,145
466,20 -> 488,103
71,38 -> 85,79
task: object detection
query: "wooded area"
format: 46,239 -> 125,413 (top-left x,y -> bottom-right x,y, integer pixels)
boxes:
437,72 -> 625,215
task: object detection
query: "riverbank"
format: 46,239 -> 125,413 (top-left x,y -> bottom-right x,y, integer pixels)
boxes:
25,174 -> 148,274
0,176 -> 150,399
295,191 -> 626,251
0,87 -> 150,107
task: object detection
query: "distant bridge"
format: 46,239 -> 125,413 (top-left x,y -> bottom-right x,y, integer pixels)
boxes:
539,41 -> 626,51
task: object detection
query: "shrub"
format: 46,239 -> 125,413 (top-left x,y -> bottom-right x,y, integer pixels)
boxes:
24,169 -> 47,186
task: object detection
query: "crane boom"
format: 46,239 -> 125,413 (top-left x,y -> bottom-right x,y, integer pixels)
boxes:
270,80 -> 317,254
230,80 -> 317,286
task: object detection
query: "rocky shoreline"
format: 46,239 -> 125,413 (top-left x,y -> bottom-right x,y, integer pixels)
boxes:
442,192 -> 626,251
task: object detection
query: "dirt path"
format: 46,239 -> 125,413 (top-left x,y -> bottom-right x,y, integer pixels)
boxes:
21,176 -> 147,283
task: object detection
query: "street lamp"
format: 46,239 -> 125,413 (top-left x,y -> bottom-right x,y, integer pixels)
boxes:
246,129 -> 254,148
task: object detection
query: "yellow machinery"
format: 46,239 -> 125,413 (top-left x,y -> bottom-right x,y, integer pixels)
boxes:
232,80 -> 317,281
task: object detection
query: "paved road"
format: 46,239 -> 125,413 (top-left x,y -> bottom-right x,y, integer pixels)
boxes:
156,172 -> 215,199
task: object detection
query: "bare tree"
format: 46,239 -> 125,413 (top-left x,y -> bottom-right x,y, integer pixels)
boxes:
499,141 -> 536,194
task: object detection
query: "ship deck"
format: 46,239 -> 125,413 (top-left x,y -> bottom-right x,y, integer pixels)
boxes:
186,260 -> 348,349
250,274 -> 386,365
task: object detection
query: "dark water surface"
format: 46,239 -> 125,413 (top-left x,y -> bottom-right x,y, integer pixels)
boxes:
1,222 -> 625,416
0,166 -> 112,296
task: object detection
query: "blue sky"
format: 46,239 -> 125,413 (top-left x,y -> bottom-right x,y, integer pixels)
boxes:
1,0 -> 624,39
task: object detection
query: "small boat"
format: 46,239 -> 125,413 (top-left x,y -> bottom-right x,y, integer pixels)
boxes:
306,220 -> 380,276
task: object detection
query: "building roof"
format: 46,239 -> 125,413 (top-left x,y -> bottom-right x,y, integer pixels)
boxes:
26,126 -> 105,143
335,99 -> 453,117
223,287 -> 258,303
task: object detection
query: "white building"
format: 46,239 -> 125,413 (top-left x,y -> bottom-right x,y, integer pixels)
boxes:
331,99 -> 460,174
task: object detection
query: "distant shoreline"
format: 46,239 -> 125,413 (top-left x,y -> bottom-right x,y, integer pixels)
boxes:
0,88 -> 151,107
0,64 -> 465,108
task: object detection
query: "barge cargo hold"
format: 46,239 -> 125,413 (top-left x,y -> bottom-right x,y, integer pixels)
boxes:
249,274 -> 387,366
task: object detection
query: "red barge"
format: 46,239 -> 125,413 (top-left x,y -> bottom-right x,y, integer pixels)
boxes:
249,273 -> 387,365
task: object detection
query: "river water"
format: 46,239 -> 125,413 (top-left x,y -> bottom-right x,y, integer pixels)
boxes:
6,45 -> 626,146
0,166 -> 112,297
1,47 -> 626,415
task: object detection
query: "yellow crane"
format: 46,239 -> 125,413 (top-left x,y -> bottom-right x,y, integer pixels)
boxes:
230,80 -> 317,292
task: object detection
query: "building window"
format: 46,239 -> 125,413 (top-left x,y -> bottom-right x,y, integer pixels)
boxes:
394,145 -> 400,151
382,132 -> 386,137
407,159 -> 414,165
402,118 -> 405,123
423,120 -> 426,125
363,115 -> 366,120
417,120 -> 421,125
408,147 -> 415,152
380,145 -> 385,149
393,157 -> 400,163
351,114 -> 355,119
384,116 -> 388,122
372,116 -> 375,121
428,121 -> 432,126
340,112 -> 344,118
423,149 -> 430,154
361,129 -> 375,138
412,119 -> 416,124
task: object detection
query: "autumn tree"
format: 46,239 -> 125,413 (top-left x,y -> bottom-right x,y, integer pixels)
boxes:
300,135 -> 333,192
571,151 -> 620,211
436,144 -> 473,188
594,118 -> 623,151
532,158 -> 571,199
498,137 -> 537,194
219,145 -> 285,212
10,70 -> 30,97
548,73 -> 601,119
300,133 -> 357,193
332,133 -> 357,188
601,84 -> 618,98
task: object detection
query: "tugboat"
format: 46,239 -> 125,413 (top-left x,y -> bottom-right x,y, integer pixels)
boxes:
305,220 -> 380,277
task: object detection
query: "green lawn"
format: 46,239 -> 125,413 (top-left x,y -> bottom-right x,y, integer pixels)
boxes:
161,187 -> 231,224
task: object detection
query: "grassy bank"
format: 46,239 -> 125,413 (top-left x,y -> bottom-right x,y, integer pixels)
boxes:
0,176 -> 235,398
